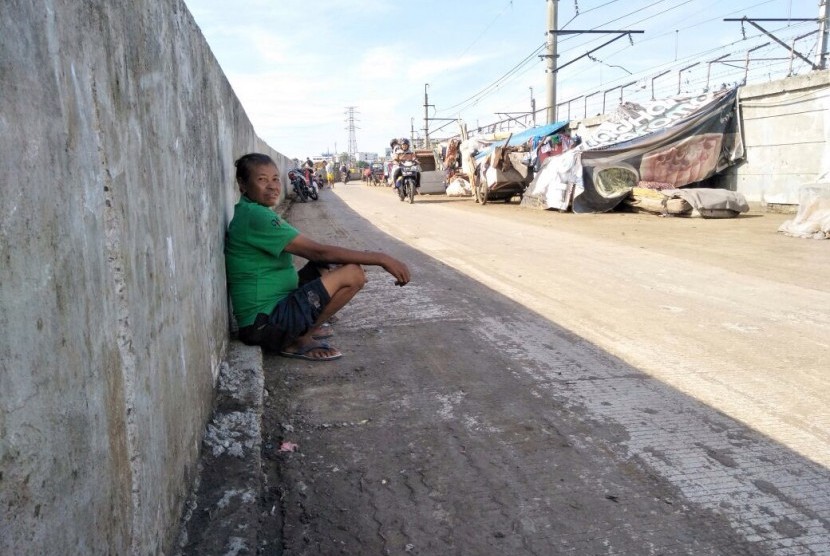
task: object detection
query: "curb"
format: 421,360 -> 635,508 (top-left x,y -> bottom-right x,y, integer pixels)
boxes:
176,341 -> 265,555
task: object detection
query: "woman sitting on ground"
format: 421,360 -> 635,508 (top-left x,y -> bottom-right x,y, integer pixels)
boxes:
225,153 -> 410,361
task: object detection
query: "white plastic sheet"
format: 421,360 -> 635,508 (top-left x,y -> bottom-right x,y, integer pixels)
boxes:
778,185 -> 830,239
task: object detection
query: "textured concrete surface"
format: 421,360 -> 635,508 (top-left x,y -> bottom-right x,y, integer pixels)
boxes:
0,1 -> 290,553
728,71 -> 830,205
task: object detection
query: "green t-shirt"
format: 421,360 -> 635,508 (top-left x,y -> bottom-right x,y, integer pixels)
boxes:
225,196 -> 300,327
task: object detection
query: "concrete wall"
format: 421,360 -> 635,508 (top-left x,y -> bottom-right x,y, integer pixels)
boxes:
727,71 -> 830,205
571,71 -> 830,206
0,1 -> 291,553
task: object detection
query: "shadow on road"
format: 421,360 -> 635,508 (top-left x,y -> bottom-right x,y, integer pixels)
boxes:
257,189 -> 828,555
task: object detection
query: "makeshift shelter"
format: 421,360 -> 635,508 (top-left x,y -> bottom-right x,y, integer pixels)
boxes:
522,88 -> 745,213
464,121 -> 571,204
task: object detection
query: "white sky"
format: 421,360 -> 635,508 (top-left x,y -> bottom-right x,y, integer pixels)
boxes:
184,0 -> 821,159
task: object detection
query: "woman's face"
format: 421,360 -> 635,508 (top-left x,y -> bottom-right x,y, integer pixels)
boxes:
242,163 -> 281,207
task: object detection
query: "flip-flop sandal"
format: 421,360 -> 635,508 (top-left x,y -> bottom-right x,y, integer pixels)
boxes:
279,341 -> 342,362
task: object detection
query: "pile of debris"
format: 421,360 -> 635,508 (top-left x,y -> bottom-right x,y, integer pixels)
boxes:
441,122 -> 576,204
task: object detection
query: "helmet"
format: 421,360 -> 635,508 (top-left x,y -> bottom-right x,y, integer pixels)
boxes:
390,138 -> 399,148
400,138 -> 410,151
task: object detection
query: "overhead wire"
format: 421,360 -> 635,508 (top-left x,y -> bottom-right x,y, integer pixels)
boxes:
442,0 -> 701,118
596,0 -> 782,59
451,0 -> 516,62
556,0 -> 814,91
442,0 -> 822,130
440,0 -> 679,116
438,42 -> 546,114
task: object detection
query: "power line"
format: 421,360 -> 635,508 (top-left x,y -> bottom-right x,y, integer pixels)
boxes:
439,42 -> 546,113
439,0 -> 822,132
452,0 -> 515,61
595,0 -> 782,59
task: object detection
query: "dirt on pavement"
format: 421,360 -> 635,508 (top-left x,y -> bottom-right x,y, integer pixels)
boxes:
179,185 -> 828,555
249,186 -> 829,555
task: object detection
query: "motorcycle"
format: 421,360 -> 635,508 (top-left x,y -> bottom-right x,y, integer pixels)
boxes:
287,169 -> 318,202
395,160 -> 420,204
304,168 -> 324,195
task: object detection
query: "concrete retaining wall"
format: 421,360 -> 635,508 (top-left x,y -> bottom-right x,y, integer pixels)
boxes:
727,71 -> 830,205
0,1 -> 290,553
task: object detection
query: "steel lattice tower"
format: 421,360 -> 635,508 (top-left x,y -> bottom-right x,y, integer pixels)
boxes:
345,106 -> 359,162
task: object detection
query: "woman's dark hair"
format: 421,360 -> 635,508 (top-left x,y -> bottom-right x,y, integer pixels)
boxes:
234,153 -> 276,187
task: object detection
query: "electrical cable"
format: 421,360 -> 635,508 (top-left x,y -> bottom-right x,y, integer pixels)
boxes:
439,42 -> 546,113
451,0 -> 516,62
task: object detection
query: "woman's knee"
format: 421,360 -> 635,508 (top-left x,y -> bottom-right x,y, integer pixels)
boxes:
343,263 -> 366,288
325,263 -> 365,292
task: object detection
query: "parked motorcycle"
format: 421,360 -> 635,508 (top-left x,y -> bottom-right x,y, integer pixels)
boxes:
304,168 -> 324,195
396,160 -> 420,204
288,169 -> 318,202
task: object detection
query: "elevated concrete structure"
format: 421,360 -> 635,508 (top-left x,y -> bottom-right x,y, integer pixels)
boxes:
0,1 -> 289,553
728,71 -> 830,205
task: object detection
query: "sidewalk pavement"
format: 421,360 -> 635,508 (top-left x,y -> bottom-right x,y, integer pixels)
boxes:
175,188 -> 830,555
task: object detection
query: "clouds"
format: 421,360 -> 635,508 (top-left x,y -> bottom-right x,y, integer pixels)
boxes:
185,0 -> 549,157
186,0 -> 817,158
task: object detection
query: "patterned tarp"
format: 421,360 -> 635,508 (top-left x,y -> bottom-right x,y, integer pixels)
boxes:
573,88 -> 744,213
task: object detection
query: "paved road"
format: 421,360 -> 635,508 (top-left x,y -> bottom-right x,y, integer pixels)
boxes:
261,185 -> 830,555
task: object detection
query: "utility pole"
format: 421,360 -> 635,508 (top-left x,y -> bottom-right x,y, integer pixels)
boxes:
410,117 -> 416,146
819,0 -> 829,70
423,84 -> 433,148
530,87 -> 537,126
421,85 -> 457,145
545,0 -> 558,124
543,0 -> 643,119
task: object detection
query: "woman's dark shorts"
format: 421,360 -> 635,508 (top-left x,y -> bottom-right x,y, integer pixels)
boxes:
237,263 -> 331,353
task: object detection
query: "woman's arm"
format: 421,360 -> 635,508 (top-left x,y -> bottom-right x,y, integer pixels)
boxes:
285,234 -> 410,286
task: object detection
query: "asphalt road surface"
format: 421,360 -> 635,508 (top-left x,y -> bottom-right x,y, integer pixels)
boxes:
260,184 -> 830,555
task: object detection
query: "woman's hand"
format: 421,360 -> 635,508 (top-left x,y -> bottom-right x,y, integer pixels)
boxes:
380,255 -> 410,286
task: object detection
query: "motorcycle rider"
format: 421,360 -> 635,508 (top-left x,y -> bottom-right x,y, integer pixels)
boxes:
389,137 -> 420,195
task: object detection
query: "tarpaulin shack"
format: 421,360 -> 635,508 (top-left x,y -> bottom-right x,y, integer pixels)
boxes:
523,88 -> 744,212
468,121 -> 570,203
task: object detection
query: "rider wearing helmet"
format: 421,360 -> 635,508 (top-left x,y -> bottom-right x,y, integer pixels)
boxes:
389,137 -> 420,193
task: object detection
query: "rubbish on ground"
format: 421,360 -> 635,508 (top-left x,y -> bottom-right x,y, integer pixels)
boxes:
779,185 -> 830,239
278,441 -> 299,452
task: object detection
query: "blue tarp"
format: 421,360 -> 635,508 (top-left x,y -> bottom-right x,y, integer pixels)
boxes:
474,121 -> 569,161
